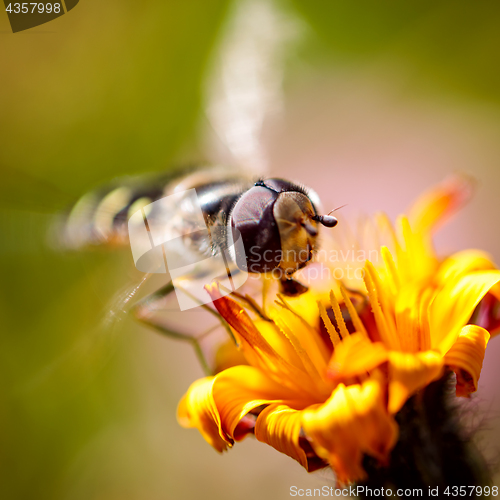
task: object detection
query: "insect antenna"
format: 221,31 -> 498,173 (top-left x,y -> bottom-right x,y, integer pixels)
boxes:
327,204 -> 348,215
312,204 -> 347,228
312,214 -> 338,228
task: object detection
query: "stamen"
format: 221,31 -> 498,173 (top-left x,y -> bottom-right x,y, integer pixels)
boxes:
381,246 -> 400,292
397,216 -> 414,281
366,261 -> 399,346
274,296 -> 331,368
329,290 -> 350,340
317,301 -> 341,347
273,305 -> 328,386
376,213 -> 404,268
418,288 -> 433,351
395,302 -> 413,352
400,217 -> 413,258
274,296 -> 331,390
218,282 -> 270,320
363,263 -> 400,350
210,291 -> 320,398
339,282 -> 368,339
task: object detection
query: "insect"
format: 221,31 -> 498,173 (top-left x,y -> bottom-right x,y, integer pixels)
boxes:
56,164 -> 339,373
60,165 -> 338,293
56,0 -> 340,374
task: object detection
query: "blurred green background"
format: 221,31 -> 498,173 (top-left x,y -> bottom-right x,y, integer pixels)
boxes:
2,1 -> 500,499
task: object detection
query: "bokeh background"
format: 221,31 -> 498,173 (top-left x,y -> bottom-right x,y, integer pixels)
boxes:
2,1 -> 500,499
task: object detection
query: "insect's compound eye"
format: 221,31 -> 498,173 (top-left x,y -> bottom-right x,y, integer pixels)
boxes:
230,186 -> 282,274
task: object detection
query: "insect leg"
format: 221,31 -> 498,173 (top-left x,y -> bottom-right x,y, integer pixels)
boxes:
217,281 -> 270,321
279,277 -> 309,296
132,280 -> 235,375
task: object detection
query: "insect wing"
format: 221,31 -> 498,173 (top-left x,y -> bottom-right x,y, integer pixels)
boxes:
128,188 -> 249,311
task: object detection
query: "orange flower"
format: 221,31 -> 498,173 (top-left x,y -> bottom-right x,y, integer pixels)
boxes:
177,175 -> 500,485
328,176 -> 500,412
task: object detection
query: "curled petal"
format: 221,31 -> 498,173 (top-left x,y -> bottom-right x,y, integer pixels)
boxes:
302,371 -> 398,485
472,291 -> 500,337
177,377 -> 231,453
178,365 -> 307,453
254,404 -> 309,470
444,325 -> 490,397
212,365 -> 307,438
490,282 -> 500,303
436,250 -> 496,284
327,333 -> 388,381
430,270 -> 500,353
388,351 -> 444,414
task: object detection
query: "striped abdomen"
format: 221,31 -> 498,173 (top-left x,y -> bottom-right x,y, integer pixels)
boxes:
58,166 -> 252,252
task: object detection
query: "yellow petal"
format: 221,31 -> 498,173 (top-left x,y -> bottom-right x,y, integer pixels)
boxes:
436,250 -> 496,284
254,404 -> 310,470
270,299 -> 329,378
177,377 -> 231,453
327,333 -> 388,381
363,261 -> 400,350
444,325 -> 490,397
276,291 -> 324,331
302,371 -> 398,485
429,270 -> 500,353
178,365 -> 309,453
408,174 -> 475,235
253,318 -> 305,369
387,351 -> 444,414
212,365 -> 309,438
397,215 -> 438,283
394,283 -> 424,353
207,284 -> 315,394
214,339 -> 248,374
